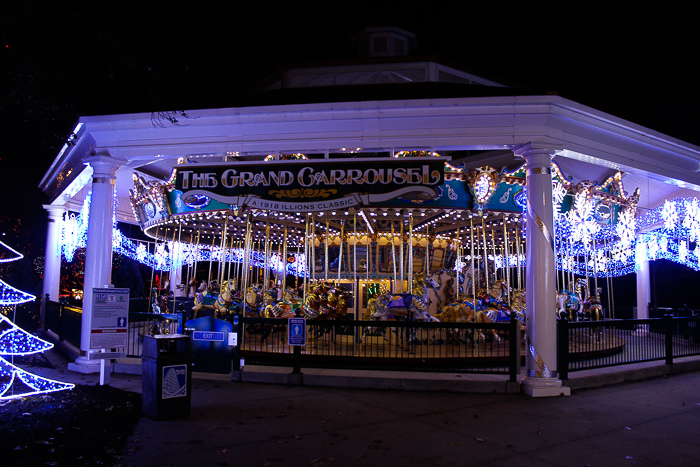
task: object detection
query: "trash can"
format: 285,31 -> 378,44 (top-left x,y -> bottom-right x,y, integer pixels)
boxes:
141,334 -> 193,420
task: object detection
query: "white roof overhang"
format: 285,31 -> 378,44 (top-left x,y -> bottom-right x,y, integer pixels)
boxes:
42,95 -> 700,223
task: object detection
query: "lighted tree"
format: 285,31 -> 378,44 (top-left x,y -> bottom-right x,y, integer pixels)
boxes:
0,241 -> 74,400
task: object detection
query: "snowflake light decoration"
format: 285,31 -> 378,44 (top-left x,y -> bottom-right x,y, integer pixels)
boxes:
661,200 -> 678,231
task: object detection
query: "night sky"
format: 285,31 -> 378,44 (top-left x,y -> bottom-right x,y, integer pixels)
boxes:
2,2 -> 699,305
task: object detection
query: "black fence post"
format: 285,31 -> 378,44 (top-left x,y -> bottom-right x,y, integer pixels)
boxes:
58,302 -> 65,342
509,315 -> 519,382
232,314 -> 242,371
664,314 -> 674,365
41,293 -> 49,329
292,345 -> 302,374
557,317 -> 569,381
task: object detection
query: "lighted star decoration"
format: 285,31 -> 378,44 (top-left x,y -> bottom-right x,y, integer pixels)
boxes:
566,190 -> 600,246
682,198 -> 700,241
552,180 -> 567,214
661,200 -> 678,231
615,208 -> 636,252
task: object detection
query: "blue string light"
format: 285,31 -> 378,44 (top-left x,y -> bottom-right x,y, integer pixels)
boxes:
0,243 -> 74,400
59,187 -> 700,279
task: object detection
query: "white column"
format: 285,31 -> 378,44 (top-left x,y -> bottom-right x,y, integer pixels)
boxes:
514,143 -> 570,397
71,154 -> 126,371
41,204 -> 66,328
635,241 -> 650,319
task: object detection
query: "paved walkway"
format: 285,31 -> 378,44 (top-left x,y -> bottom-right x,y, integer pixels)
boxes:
24,350 -> 700,467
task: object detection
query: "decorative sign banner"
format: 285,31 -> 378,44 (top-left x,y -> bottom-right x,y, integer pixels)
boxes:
90,288 -> 130,350
174,158 -> 445,213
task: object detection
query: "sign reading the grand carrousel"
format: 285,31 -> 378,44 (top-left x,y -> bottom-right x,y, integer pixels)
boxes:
173,158 -> 445,212
90,288 -> 130,350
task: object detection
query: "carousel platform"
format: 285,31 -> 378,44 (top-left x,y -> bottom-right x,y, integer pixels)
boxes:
231,354 -> 700,394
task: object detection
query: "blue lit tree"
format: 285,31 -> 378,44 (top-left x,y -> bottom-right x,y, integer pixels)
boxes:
0,241 -> 74,400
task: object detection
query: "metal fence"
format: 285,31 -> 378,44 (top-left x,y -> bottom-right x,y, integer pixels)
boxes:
45,300 -> 82,348
45,299 -> 699,380
125,312 -> 181,357
237,317 -> 522,380
558,315 -> 700,379
45,300 -> 181,357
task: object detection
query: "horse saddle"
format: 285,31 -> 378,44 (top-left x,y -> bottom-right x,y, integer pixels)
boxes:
388,294 -> 413,309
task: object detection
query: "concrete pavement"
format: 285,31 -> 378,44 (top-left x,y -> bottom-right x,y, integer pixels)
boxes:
22,349 -> 700,467
115,371 -> 699,467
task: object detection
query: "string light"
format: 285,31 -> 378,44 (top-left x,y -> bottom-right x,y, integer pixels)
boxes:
0,245 -> 74,400
59,177 -> 700,279
1,358 -> 75,400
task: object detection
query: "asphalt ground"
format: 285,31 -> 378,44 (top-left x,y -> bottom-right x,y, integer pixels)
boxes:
119,371 -> 700,467
21,349 -> 700,467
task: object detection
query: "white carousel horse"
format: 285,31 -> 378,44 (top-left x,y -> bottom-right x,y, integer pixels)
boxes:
368,272 -> 440,322
362,273 -> 440,346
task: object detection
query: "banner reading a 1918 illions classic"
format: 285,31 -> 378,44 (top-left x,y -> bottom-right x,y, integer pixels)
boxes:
174,158 -> 445,212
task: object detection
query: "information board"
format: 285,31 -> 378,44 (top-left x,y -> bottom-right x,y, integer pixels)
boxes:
90,287 -> 130,350
288,317 -> 306,346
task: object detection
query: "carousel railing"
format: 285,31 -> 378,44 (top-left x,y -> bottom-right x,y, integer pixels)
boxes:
237,316 -> 522,381
558,315 -> 700,379
44,300 -> 183,357
45,300 -> 82,348
124,312 -> 183,357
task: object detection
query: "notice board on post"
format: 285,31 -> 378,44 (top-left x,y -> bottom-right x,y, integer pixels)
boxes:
90,288 -> 130,350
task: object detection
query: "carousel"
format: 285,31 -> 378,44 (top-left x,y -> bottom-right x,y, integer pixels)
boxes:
123,150 -> 641,359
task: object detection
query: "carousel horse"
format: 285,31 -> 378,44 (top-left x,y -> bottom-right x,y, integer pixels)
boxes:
369,272 -> 440,322
476,287 -> 527,343
193,280 -> 234,318
556,287 -> 582,321
301,282 -> 332,319
434,302 -> 475,344
312,285 -> 352,339
187,278 -> 198,298
322,286 -> 351,319
477,279 -> 509,309
363,273 -> 440,346
509,289 -> 527,342
246,286 -> 284,340
474,280 -> 514,343
576,278 -> 604,341
192,283 -> 215,317
243,284 -> 264,316
475,303 -> 510,344
263,289 -> 303,319
444,277 -> 456,305
213,279 -> 235,317
435,289 -> 479,344
242,284 -> 279,337
576,278 -> 605,321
